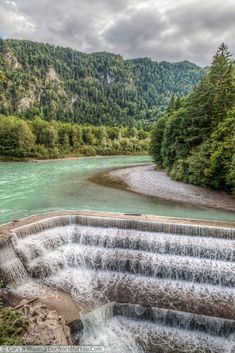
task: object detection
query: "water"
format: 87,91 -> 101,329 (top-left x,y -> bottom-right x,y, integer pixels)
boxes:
0,216 -> 235,352
0,156 -> 235,224
79,303 -> 235,353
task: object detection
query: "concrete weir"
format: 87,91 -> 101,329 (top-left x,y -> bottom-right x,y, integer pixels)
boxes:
0,211 -> 235,352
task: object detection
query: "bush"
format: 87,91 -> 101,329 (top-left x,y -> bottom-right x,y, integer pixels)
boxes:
0,280 -> 5,288
33,144 -> 49,159
48,147 -> 61,159
80,145 -> 96,156
0,306 -> 28,345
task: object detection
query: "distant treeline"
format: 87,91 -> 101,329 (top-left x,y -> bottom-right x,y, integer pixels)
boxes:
150,43 -> 235,195
0,116 -> 149,160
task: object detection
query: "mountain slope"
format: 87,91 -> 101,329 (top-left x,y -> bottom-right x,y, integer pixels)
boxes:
0,38 -> 205,126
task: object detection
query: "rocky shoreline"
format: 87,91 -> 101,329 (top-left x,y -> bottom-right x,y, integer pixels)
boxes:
106,165 -> 235,213
19,299 -> 72,345
0,291 -> 72,345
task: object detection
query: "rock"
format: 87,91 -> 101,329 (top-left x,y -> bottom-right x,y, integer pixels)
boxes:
20,300 -> 72,345
19,299 -> 29,306
0,289 -> 24,307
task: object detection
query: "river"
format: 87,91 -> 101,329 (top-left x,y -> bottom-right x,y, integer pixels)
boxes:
0,155 -> 235,224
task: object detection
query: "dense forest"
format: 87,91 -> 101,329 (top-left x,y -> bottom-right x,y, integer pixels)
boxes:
0,38 -> 205,126
0,115 -> 149,160
150,44 -> 235,195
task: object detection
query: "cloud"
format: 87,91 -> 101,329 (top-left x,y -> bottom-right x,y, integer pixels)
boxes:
0,0 -> 235,65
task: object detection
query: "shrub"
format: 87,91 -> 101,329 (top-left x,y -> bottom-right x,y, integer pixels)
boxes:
80,145 -> 96,156
0,306 -> 28,345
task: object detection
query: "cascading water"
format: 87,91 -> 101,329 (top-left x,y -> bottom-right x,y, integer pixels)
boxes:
0,215 -> 235,352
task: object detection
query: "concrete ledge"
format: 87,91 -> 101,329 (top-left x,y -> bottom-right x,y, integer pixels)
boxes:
1,210 -> 235,241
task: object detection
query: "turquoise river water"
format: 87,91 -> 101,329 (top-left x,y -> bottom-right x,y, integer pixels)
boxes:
0,155 -> 235,224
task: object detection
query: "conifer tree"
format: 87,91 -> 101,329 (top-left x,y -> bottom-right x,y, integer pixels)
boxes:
185,43 -> 235,148
209,43 -> 235,123
167,95 -> 176,113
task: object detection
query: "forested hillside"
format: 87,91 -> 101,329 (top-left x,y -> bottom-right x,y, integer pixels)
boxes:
150,44 -> 235,195
0,39 -> 204,126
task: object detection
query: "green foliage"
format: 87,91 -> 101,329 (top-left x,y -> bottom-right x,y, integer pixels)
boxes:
0,38 -> 205,126
80,145 -> 96,156
149,116 -> 166,167
0,306 -> 28,345
161,108 -> 189,170
209,43 -> 235,123
150,44 -> 235,195
0,116 -> 150,160
0,116 -> 35,157
227,155 -> 235,195
0,71 -> 5,81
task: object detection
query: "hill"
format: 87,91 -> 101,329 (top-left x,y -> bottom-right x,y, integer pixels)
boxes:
0,38 -> 205,126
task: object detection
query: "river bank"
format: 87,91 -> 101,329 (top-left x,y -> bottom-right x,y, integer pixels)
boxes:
105,165 -> 235,213
0,152 -> 148,163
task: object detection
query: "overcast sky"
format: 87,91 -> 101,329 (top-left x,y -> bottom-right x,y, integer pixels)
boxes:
0,0 -> 234,66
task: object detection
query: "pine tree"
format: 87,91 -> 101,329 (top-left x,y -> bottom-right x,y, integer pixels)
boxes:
209,43 -> 235,123
185,75 -> 213,147
185,43 -> 235,148
166,95 -> 176,113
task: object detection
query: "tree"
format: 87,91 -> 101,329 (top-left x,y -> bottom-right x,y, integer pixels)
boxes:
184,43 -> 235,149
72,126 -> 83,150
82,127 -> 96,145
150,116 -> 166,167
96,126 -> 108,141
0,116 -> 35,157
166,95 -> 176,113
40,126 -> 58,148
209,43 -> 235,123
161,108 -> 189,170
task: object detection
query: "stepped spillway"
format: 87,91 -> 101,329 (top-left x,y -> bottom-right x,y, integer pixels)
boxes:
0,215 -> 235,352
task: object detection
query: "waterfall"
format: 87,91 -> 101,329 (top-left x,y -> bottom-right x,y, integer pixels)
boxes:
71,303 -> 235,353
0,241 -> 28,286
0,215 -> 234,352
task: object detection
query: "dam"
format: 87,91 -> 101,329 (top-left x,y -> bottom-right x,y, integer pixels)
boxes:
0,213 -> 235,352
